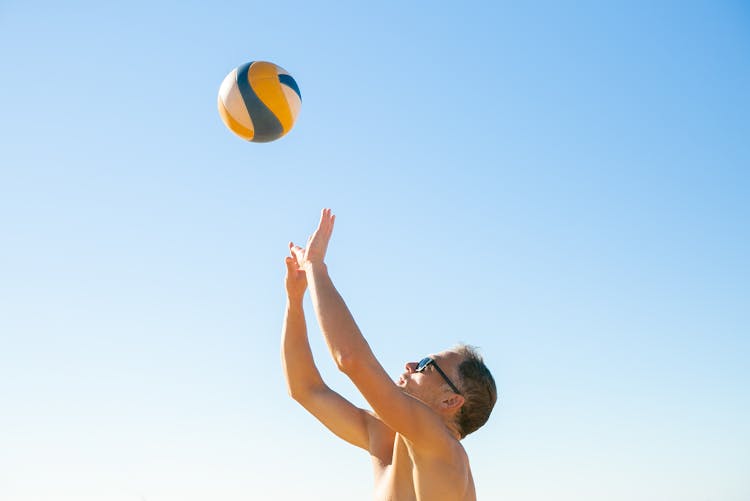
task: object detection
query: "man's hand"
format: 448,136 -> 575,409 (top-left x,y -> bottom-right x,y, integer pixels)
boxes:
290,208 -> 335,269
285,245 -> 307,301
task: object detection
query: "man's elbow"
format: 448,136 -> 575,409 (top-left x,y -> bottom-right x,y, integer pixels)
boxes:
287,383 -> 313,404
287,380 -> 327,405
334,350 -> 361,375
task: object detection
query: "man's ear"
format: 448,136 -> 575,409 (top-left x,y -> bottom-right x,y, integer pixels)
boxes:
441,394 -> 465,412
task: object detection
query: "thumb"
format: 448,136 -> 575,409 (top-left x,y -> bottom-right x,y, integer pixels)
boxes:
289,242 -> 305,257
285,256 -> 295,271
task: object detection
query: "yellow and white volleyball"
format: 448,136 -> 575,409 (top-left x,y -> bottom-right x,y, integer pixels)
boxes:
217,61 -> 302,143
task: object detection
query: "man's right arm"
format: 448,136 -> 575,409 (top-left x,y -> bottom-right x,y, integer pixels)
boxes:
281,256 -> 376,452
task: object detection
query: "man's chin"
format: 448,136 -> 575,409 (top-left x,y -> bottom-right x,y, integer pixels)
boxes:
400,386 -> 416,397
396,378 -> 416,397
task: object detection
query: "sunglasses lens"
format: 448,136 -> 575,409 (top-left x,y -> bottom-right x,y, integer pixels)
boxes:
416,357 -> 431,371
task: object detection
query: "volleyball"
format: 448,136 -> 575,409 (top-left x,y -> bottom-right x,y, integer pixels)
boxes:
217,61 -> 302,143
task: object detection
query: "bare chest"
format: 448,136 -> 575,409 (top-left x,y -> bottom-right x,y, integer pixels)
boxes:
371,434 -> 475,501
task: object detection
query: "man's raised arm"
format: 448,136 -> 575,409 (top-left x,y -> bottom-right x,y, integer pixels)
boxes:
281,253 -> 324,400
291,210 -> 451,447
281,249 -> 374,451
289,210 -> 372,370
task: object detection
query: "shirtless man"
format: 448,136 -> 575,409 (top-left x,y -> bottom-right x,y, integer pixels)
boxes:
282,209 -> 497,500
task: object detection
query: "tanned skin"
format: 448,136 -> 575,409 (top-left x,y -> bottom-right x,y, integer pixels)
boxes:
282,209 -> 475,500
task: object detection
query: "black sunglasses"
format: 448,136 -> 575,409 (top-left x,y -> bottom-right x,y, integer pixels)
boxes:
416,357 -> 462,395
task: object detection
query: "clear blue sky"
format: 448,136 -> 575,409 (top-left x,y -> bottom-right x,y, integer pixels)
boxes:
1,1 -> 748,500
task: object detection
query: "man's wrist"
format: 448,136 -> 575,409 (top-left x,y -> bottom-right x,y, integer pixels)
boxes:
286,294 -> 305,307
302,260 -> 327,273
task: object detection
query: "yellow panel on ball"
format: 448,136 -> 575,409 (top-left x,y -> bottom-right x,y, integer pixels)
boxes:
217,61 -> 302,143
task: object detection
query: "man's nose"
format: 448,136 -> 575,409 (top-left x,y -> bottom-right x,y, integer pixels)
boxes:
405,362 -> 418,373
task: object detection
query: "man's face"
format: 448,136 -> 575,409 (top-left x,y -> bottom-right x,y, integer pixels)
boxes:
397,350 -> 463,406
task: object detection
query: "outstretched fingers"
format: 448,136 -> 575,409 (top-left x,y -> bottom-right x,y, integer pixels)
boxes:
284,252 -> 308,298
289,241 -> 306,265
288,209 -> 336,268
318,208 -> 335,236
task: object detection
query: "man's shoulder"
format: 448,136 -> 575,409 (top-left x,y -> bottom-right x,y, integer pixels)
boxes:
399,428 -> 468,462
399,432 -> 474,499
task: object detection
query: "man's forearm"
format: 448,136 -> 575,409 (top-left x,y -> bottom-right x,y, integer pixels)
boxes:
281,297 -> 325,399
305,262 -> 374,371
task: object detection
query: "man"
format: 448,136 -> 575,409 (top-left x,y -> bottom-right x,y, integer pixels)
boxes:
282,209 -> 497,500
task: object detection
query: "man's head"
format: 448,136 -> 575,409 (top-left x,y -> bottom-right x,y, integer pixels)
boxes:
398,344 -> 497,439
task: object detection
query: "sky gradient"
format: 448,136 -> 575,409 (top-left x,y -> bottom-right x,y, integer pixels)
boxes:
1,1 -> 749,500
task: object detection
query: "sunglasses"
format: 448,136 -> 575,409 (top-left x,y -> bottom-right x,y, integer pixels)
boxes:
415,357 -> 462,395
